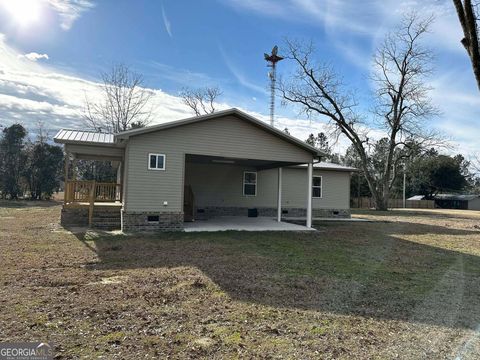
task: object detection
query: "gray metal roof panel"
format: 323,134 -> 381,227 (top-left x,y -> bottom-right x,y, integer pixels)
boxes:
435,194 -> 479,201
53,129 -> 115,145
293,162 -> 358,172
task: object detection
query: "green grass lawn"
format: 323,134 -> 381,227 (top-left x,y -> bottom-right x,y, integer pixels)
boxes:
1,201 -> 480,359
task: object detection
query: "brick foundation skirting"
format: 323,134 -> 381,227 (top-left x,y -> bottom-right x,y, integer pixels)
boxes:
61,206 -> 121,230
61,207 -> 89,227
122,211 -> 184,232
194,206 -> 350,219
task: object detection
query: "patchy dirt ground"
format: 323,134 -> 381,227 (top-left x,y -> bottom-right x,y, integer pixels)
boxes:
1,202 -> 480,359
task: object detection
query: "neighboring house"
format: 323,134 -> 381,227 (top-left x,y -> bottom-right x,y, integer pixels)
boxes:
407,194 -> 480,210
54,108 -> 356,232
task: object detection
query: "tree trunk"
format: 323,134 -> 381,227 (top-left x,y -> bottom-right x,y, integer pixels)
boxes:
453,0 -> 480,92
371,189 -> 389,211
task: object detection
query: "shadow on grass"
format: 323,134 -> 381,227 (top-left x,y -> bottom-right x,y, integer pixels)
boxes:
71,220 -> 480,330
0,199 -> 62,208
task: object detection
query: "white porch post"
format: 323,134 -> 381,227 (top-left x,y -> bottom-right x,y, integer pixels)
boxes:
277,167 -> 282,222
306,162 -> 313,228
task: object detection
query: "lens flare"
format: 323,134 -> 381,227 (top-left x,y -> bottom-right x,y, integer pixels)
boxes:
1,0 -> 42,27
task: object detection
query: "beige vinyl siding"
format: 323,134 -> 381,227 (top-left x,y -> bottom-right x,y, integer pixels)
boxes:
184,163 -> 351,210
185,163 -> 278,208
124,115 -> 314,212
282,168 -> 350,209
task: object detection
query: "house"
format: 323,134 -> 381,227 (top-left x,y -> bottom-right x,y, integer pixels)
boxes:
407,194 -> 480,210
54,108 -> 356,232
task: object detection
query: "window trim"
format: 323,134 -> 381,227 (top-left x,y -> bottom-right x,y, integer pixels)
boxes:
148,153 -> 166,171
243,171 -> 257,197
312,175 -> 322,198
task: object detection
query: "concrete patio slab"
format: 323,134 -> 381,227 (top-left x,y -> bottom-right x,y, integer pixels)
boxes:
183,216 -> 316,232
284,217 -> 371,222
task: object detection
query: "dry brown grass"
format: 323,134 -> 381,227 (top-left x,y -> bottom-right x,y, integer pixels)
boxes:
1,202 -> 480,359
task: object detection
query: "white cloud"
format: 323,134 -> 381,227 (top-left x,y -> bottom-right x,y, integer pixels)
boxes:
224,1 -> 462,59
0,8 -> 478,159
18,52 -> 49,61
146,61 -> 217,87
219,45 -> 268,95
47,0 -> 95,30
224,0 -> 480,156
0,35 -> 193,135
0,34 -> 331,150
161,3 -> 172,38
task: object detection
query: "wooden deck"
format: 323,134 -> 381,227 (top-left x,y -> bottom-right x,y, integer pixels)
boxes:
64,180 -> 122,226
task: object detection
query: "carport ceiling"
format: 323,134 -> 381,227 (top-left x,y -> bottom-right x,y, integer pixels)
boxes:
185,154 -> 304,170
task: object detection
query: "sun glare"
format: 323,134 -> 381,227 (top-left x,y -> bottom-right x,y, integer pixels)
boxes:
1,0 -> 42,27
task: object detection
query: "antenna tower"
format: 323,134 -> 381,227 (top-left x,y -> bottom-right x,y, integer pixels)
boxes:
264,45 -> 284,127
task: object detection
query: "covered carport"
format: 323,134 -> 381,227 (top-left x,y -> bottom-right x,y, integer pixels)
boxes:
183,153 -> 316,228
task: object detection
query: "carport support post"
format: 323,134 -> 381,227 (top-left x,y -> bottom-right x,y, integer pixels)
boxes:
307,162 -> 313,228
277,167 -> 282,222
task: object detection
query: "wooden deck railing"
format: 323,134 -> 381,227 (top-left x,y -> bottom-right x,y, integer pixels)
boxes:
64,180 -> 122,226
65,180 -> 122,204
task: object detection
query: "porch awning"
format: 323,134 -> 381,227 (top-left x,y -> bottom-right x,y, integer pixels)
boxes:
54,129 -> 125,161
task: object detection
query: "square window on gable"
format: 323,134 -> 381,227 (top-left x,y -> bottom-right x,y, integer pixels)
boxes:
148,153 -> 166,170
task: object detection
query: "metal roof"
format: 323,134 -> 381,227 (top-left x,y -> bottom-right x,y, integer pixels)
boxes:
407,195 -> 425,201
435,194 -> 480,201
313,162 -> 358,172
293,162 -> 358,172
408,194 -> 480,201
54,129 -> 115,145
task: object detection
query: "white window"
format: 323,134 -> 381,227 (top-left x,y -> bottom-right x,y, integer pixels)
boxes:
312,175 -> 322,198
148,153 -> 166,170
243,171 -> 257,196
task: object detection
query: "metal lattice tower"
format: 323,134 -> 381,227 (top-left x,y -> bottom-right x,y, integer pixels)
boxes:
264,46 -> 284,127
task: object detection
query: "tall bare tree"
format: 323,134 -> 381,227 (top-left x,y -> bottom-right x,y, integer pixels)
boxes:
453,0 -> 480,91
180,86 -> 222,116
280,14 -> 440,210
84,64 -> 153,133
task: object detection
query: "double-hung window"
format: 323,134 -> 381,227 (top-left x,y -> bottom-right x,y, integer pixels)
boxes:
312,176 -> 322,198
148,153 -> 166,170
243,171 -> 257,196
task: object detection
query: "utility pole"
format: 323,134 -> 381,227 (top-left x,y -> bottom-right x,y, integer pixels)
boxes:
403,163 -> 406,208
357,172 -> 361,208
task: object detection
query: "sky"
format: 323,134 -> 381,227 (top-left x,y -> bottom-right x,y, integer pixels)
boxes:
0,0 -> 479,156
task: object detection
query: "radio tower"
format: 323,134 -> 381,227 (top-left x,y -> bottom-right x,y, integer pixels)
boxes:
264,45 -> 284,127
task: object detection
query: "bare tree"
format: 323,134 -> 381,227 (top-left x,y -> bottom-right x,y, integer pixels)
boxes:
180,86 -> 222,116
453,0 -> 480,91
280,14 -> 440,210
84,64 -> 153,133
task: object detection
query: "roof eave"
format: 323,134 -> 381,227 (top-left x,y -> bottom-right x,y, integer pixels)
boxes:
53,138 -> 121,147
